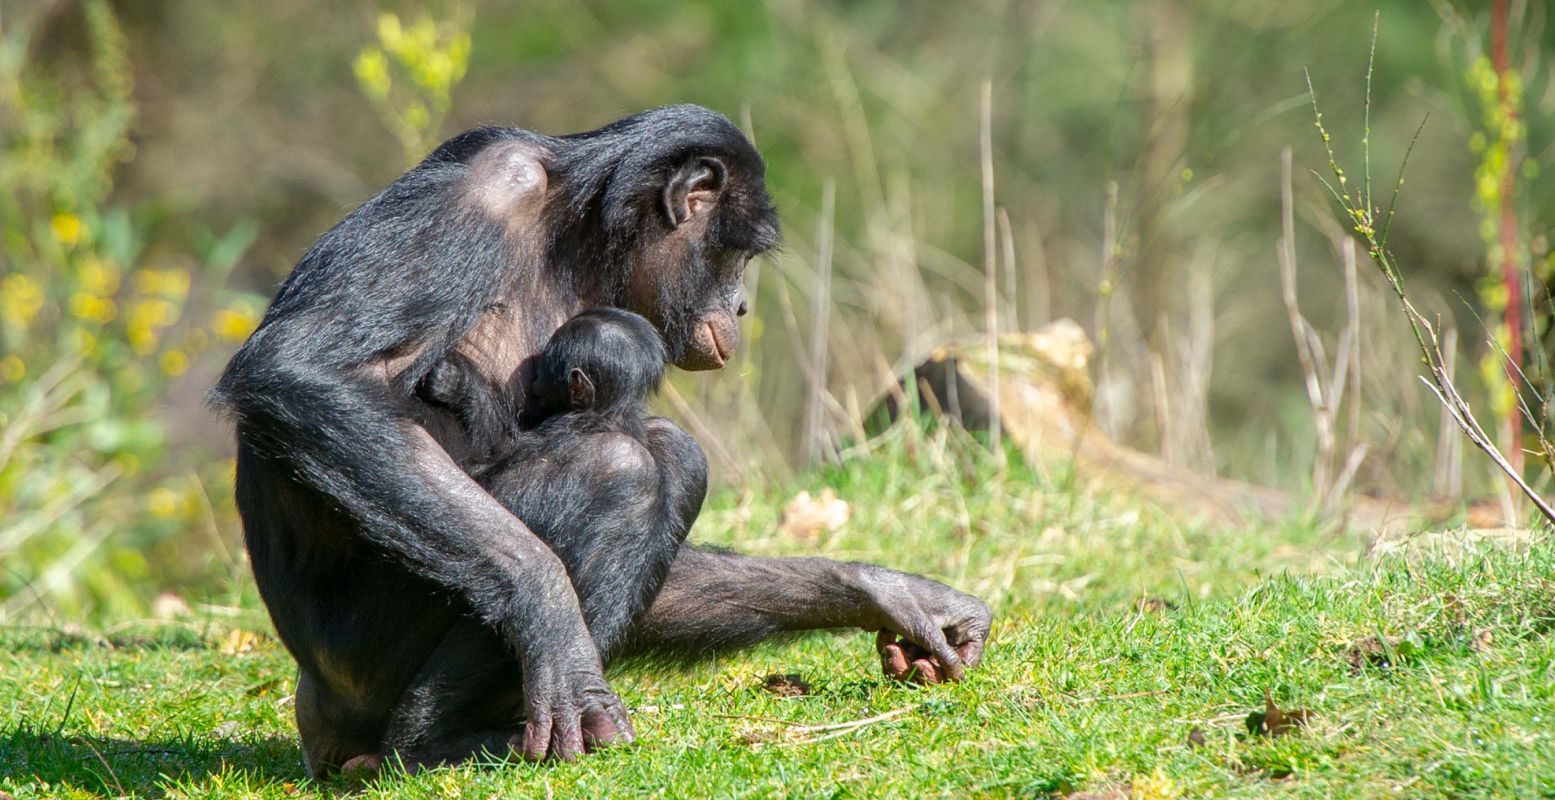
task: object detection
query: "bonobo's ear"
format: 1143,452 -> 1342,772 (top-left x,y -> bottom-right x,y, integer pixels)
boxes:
568,367 -> 596,409
663,156 -> 726,228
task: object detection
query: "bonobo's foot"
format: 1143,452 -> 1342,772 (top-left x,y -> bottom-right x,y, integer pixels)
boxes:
338,753 -> 384,784
518,647 -> 635,761
850,566 -> 993,683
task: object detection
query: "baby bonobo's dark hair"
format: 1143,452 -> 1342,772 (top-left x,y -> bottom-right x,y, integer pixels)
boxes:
531,307 -> 667,418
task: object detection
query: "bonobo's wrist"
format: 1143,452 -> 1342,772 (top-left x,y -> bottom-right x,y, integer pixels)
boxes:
836,561 -> 897,631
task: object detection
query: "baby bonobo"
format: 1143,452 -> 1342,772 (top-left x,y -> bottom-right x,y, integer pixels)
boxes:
418,307 -> 707,656
347,309 -> 707,774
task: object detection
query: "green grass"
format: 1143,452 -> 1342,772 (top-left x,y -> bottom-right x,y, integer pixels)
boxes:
3,429 -> 1553,798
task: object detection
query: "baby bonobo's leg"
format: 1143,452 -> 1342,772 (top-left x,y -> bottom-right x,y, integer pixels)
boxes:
368,419 -> 703,770
482,420 -> 707,659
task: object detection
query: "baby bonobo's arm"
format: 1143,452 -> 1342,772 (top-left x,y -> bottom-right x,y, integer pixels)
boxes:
415,352 -> 518,465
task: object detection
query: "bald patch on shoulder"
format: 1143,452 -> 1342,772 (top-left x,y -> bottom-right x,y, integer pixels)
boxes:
463,139 -> 552,225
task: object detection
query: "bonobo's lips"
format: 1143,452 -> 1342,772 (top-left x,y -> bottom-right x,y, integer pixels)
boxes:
677,315 -> 738,371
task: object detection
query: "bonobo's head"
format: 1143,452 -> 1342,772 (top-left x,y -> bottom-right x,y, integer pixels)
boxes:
529,308 -> 667,418
551,105 -> 781,372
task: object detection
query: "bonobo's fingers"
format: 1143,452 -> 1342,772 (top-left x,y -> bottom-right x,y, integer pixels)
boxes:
521,713 -> 553,762
520,647 -> 633,762
339,753 -> 383,784
952,625 -> 987,668
857,567 -> 991,684
877,630 -> 911,680
909,656 -> 943,684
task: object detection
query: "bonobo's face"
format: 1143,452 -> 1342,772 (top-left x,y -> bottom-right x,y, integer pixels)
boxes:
659,244 -> 754,372
631,150 -> 778,372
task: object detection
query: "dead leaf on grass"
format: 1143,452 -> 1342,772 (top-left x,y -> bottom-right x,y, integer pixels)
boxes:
219,628 -> 265,655
1344,633 -> 1419,673
762,673 -> 812,697
776,489 -> 850,541
245,677 -> 284,697
1245,690 -> 1313,738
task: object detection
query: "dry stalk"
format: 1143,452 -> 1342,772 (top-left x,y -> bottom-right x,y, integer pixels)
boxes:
1307,24 -> 1553,524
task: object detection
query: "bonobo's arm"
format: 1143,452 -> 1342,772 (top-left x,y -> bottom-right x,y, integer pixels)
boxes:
212,143 -> 630,760
221,355 -> 631,759
622,545 -> 991,681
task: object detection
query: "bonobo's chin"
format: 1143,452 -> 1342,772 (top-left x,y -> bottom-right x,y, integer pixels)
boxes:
675,318 -> 738,371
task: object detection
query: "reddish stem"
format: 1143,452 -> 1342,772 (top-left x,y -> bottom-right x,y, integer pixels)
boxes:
1492,0 -> 1524,472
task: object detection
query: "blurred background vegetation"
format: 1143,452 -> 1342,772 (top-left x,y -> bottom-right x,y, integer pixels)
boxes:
1,0 -> 1550,621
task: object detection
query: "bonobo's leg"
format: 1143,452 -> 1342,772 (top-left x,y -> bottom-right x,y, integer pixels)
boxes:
482,418 -> 706,658
380,418 -> 706,762
620,547 -> 993,683
376,620 -> 535,769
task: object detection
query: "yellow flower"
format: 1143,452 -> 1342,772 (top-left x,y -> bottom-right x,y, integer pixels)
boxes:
0,273 -> 45,328
128,325 -> 158,355
211,305 -> 260,342
51,212 -> 83,246
68,328 -> 98,357
147,487 -> 181,518
0,355 -> 24,382
354,49 -> 392,99
69,292 -> 118,324
79,258 -> 121,296
133,268 -> 191,299
160,349 -> 189,376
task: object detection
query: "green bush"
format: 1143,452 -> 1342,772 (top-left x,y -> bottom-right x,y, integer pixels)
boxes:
0,2 -> 262,620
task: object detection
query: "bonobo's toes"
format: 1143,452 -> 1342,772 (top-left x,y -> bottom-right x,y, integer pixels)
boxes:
581,703 -> 634,751
338,753 -> 383,783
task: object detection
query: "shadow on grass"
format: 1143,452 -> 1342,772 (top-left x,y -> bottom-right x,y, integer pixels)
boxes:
0,728 -> 307,797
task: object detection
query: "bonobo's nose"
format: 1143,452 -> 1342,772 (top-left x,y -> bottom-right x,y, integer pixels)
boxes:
737,300 -> 749,317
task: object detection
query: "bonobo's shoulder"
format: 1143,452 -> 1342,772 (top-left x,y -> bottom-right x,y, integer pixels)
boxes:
457,134 -> 554,223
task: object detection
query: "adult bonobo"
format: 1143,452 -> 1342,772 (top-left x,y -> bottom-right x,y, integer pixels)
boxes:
212,105 -> 991,777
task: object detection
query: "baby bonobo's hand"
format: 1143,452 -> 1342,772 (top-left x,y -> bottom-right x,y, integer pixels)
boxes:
853,566 -> 992,684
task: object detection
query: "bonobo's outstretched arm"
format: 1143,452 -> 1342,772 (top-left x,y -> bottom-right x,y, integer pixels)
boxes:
623,545 -> 991,679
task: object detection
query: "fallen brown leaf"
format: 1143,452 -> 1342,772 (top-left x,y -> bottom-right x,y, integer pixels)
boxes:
1246,690 -> 1313,738
219,628 -> 264,655
775,489 -> 850,541
762,673 -> 812,697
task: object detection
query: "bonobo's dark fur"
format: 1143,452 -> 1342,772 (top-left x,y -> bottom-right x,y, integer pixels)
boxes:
388,308 -> 701,762
211,104 -> 991,776
421,307 -> 697,658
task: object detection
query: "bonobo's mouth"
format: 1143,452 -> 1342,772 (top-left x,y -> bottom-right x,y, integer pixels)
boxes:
677,316 -> 738,371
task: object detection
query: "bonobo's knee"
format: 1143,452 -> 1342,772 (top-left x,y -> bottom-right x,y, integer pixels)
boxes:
589,431 -> 658,480
644,417 -> 707,526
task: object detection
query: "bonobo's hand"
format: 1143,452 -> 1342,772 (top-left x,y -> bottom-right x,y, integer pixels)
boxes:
513,645 -> 634,761
851,566 -> 992,684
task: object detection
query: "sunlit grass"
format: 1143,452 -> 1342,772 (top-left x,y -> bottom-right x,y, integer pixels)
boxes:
3,434 -> 1551,798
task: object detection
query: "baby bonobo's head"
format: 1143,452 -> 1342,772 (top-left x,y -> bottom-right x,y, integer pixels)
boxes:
529,308 -> 667,418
